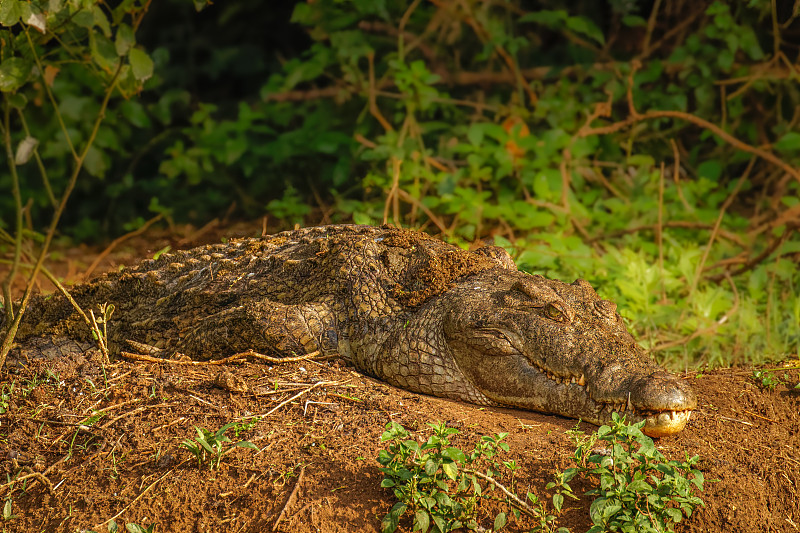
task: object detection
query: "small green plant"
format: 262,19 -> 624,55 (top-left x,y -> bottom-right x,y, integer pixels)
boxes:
549,413 -> 705,533
752,369 -> 800,391
181,421 -> 258,470
104,519 -> 156,533
377,421 -> 560,533
89,302 -> 115,363
0,383 -> 13,414
2,497 -> 17,521
231,416 -> 261,438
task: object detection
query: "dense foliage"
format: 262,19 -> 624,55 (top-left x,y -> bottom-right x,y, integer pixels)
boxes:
1,0 -> 799,366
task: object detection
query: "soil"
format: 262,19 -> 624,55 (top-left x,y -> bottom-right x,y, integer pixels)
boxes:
1,222 -> 799,533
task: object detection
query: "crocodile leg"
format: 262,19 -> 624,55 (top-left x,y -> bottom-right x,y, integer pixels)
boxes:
174,299 -> 339,359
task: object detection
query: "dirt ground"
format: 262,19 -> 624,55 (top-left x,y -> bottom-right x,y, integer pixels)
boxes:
1,222 -> 799,533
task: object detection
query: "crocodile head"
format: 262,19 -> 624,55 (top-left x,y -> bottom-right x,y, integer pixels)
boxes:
442,269 -> 696,437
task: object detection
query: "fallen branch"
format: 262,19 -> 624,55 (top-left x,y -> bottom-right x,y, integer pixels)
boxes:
249,380 -> 344,421
120,349 -> 331,366
272,465 -> 307,531
92,467 -> 179,530
0,460 -> 54,496
464,468 -> 537,518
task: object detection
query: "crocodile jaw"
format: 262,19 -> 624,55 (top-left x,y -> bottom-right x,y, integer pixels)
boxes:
640,409 -> 692,437
469,365 -> 695,437
474,364 -> 695,437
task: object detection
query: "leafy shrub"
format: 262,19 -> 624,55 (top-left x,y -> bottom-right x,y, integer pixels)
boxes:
550,414 -> 706,533
378,421 -> 516,533
3,0 -> 799,366
378,417 -> 706,532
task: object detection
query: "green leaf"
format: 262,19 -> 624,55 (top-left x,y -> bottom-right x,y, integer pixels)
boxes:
93,5 -> 111,37
696,160 -> 722,181
73,9 -> 94,30
381,512 -> 400,533
235,441 -> 259,450
467,123 -> 485,146
108,519 -> 119,533
493,512 -> 507,531
215,421 -> 237,439
622,15 -> 647,27
441,461 -> 458,480
115,23 -> 135,56
626,154 -> 655,167
626,479 -> 653,492
195,436 -> 214,454
588,496 -> 608,523
129,48 -> 154,82
83,145 -> 107,178
665,507 -> 683,522
441,446 -> 467,463
24,5 -> 46,32
6,92 -> 26,109
431,515 -> 447,532
553,493 -> 564,512
566,16 -> 605,44
774,132 -> 800,153
0,57 -> 32,92
423,458 -> 438,476
91,33 -> 119,71
413,510 -> 430,533
0,0 -> 21,26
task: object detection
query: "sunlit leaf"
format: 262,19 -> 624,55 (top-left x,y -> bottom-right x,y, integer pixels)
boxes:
129,48 -> 154,82
115,22 -> 135,56
14,136 -> 38,165
0,57 -> 32,92
0,0 -> 21,26
493,512 -> 507,531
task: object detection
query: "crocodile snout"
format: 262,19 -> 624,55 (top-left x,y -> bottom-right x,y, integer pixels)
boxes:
630,371 -> 697,437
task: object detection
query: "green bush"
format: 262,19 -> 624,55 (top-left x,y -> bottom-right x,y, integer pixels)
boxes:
550,414 -> 706,533
3,0 -> 798,366
378,417 -> 706,532
378,421 -> 563,533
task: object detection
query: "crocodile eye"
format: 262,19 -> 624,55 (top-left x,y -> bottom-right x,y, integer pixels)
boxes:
545,302 -> 567,321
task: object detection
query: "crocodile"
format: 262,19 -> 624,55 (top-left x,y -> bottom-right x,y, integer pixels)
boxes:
5,224 -> 696,437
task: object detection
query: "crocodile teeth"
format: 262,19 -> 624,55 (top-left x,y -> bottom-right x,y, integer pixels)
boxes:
540,368 -> 586,388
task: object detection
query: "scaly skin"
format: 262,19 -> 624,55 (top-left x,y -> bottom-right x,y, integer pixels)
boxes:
7,225 -> 696,436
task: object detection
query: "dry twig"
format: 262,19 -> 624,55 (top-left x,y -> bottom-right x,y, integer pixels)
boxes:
92,467 -> 179,530
82,214 -> 163,279
272,465 -> 307,531
120,349 -> 328,366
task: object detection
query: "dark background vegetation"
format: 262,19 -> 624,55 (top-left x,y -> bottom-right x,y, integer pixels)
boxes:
1,0 -> 799,367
